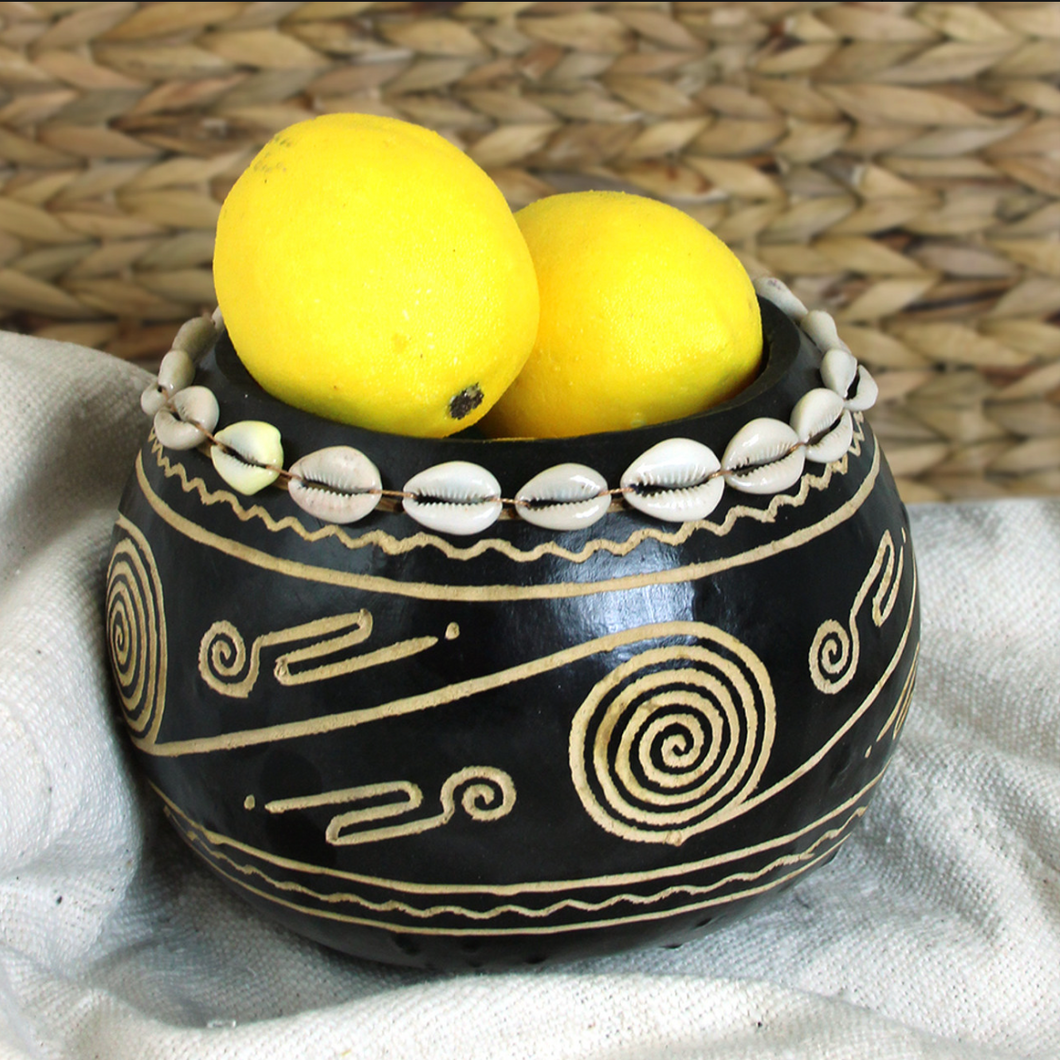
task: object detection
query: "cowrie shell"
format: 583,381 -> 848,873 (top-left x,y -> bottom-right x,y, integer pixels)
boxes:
154,386 -> 219,450
621,438 -> 724,523
820,346 -> 858,399
515,464 -> 610,531
845,365 -> 878,411
753,277 -> 807,320
790,389 -> 852,464
289,446 -> 382,524
172,316 -> 216,362
211,421 -> 283,496
157,348 -> 195,394
141,383 -> 167,416
802,310 -> 850,355
721,418 -> 805,494
403,462 -> 502,536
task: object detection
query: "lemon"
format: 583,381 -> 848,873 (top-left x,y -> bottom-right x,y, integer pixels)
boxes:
213,114 -> 538,437
479,191 -> 762,439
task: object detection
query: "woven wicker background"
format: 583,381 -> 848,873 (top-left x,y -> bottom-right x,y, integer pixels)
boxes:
1,2 -> 1058,501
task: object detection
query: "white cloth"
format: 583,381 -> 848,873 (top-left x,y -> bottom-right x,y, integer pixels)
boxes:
0,330 -> 1057,1060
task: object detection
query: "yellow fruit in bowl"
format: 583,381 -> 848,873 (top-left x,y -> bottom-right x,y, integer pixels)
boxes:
213,113 -> 539,438
480,191 -> 762,439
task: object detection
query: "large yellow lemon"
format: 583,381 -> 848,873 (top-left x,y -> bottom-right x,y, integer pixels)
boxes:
480,191 -> 762,438
213,114 -> 538,437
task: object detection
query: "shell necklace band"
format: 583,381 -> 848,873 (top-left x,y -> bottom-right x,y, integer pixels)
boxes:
140,277 -> 878,537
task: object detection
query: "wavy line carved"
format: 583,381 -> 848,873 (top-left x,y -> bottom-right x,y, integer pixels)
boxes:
150,417 -> 865,565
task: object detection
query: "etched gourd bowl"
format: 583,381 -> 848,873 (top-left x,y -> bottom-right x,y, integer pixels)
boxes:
106,285 -> 919,970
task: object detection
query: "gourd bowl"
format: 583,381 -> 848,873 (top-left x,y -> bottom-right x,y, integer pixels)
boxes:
106,294 -> 919,969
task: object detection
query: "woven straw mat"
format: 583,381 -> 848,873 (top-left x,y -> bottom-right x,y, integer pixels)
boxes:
1,1 -> 1058,502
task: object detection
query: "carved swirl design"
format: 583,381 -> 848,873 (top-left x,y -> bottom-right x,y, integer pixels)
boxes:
106,526 -> 167,745
199,620 -> 250,695
809,530 -> 903,695
808,619 -> 853,691
197,610 -> 440,700
570,626 -> 775,846
442,766 -> 516,823
306,766 -> 517,847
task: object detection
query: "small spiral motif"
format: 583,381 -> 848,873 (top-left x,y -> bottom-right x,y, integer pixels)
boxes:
441,766 -> 516,823
198,620 -> 255,697
106,530 -> 166,744
809,619 -> 856,694
808,532 -> 900,695
570,627 -> 774,846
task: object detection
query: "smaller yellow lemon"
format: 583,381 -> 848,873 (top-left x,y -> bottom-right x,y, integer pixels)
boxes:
480,191 -> 762,439
213,114 -> 538,438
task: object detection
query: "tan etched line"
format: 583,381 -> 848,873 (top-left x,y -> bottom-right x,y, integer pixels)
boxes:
808,530 -> 902,696
729,566 -> 917,827
198,611 -> 375,698
140,558 -> 905,781
872,542 -> 903,627
149,419 -> 865,564
142,622 -> 741,757
569,635 -> 776,846
266,779 -> 422,817
322,768 -> 516,847
111,516 -> 168,747
178,829 -> 849,937
177,805 -> 864,923
134,436 -> 879,606
877,649 -> 919,745
152,768 -> 883,898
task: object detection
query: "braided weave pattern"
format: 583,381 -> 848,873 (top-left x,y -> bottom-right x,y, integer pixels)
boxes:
0,2 -> 1057,500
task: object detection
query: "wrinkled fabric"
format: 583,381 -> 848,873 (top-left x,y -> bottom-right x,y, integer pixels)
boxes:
0,330 -> 1057,1059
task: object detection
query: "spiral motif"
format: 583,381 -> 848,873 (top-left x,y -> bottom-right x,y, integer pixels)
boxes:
570,626 -> 774,846
106,528 -> 167,745
198,620 -> 256,698
809,619 -> 856,694
809,532 -> 900,695
441,766 -> 517,823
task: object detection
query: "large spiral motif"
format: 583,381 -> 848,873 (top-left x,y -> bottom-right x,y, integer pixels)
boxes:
570,625 -> 775,846
106,526 -> 167,746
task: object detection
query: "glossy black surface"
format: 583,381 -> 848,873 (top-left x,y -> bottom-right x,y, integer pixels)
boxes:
106,299 -> 919,969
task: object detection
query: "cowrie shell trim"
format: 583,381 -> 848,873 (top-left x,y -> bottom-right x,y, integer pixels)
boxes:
211,421 -> 283,496
157,348 -> 195,394
289,446 -> 382,525
803,310 -> 850,355
153,386 -> 219,450
172,316 -> 217,362
403,462 -> 503,536
722,418 -> 806,495
141,384 -> 167,416
146,289 -> 879,533
515,464 -> 610,531
821,347 -> 858,399
622,438 -> 724,523
790,389 -> 854,465
845,366 -> 878,412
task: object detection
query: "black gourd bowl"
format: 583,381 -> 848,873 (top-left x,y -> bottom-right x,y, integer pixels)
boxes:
106,299 -> 919,969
